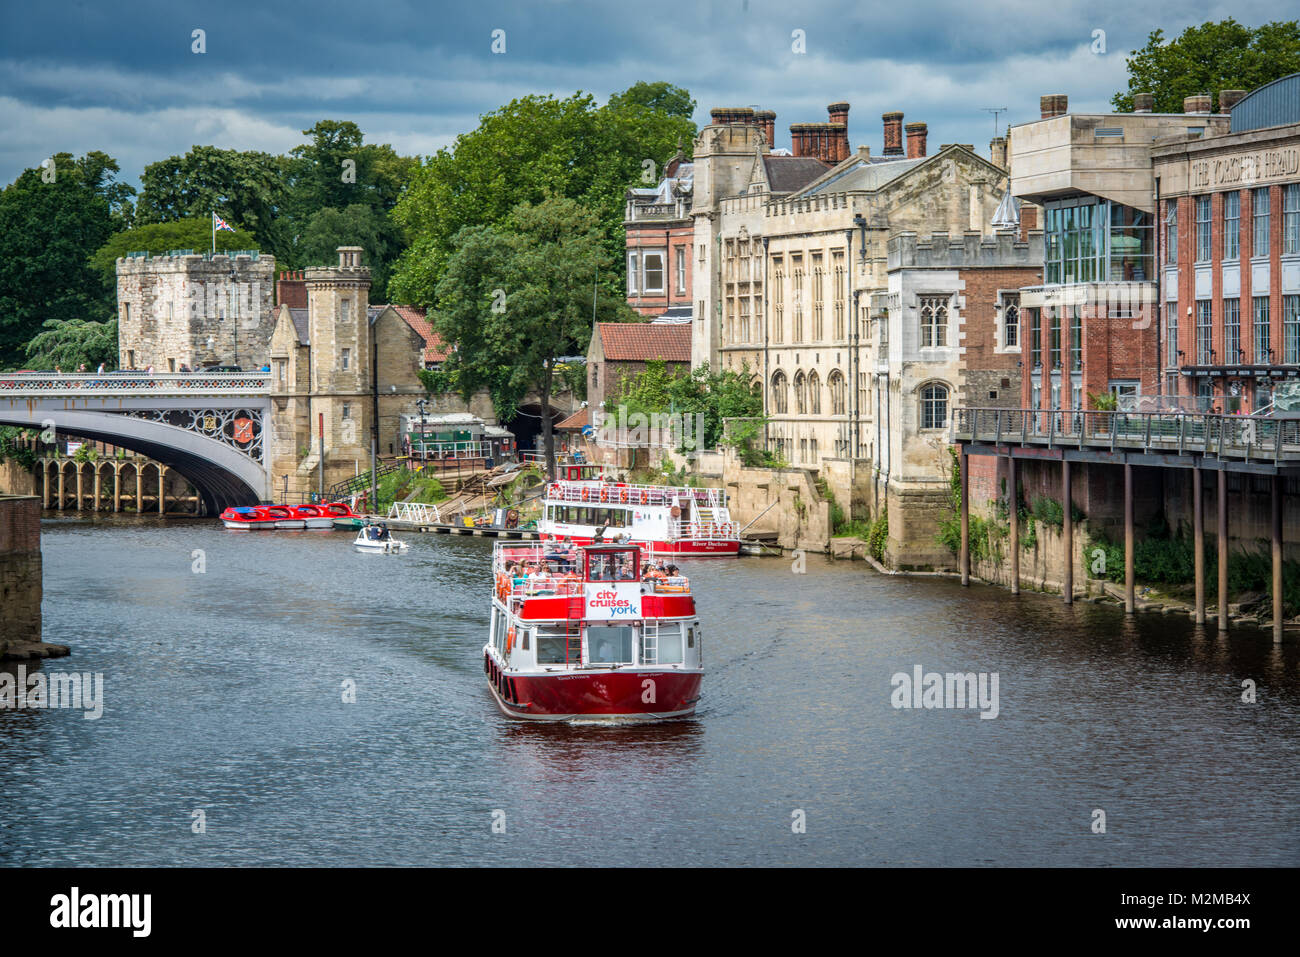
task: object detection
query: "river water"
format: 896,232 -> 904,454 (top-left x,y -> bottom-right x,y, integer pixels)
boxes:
2,515 -> 1298,866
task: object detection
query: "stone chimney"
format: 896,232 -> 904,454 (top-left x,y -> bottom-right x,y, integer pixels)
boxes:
1040,94 -> 1068,119
1219,90 -> 1246,113
882,111 -> 904,156
989,136 -> 1008,171
338,246 -> 364,269
906,122 -> 928,159
1132,92 -> 1154,113
828,102 -> 850,161
755,109 -> 776,146
710,107 -> 757,127
1183,94 -> 1211,115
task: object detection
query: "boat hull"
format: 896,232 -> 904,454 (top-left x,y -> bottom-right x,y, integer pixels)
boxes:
484,658 -> 702,720
543,535 -> 738,556
222,518 -> 276,530
275,520 -> 307,529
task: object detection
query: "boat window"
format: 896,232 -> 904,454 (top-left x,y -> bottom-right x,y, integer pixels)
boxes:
588,626 -> 634,665
536,627 -> 569,664
687,627 -> 695,649
644,624 -> 683,665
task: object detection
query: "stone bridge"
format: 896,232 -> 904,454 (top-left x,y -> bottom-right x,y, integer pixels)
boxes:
0,373 -> 271,513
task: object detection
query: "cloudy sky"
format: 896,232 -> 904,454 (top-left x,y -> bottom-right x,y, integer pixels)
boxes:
0,0 -> 1279,189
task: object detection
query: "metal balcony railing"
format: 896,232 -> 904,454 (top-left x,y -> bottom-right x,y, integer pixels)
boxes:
0,373 -> 272,395
953,407 -> 1300,462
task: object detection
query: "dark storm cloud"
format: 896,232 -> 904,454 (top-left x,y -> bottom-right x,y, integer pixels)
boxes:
0,0 -> 1283,187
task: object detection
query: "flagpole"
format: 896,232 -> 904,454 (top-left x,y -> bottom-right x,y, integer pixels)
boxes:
211,212 -> 216,256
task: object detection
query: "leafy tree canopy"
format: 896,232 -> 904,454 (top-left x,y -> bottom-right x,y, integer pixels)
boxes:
298,204 -> 401,302
389,84 -> 697,307
0,151 -> 129,368
24,317 -> 119,371
1112,18 -> 1300,113
89,216 -> 250,286
610,359 -> 763,452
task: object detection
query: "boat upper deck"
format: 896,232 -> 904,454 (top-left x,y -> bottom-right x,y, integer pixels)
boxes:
492,542 -> 694,619
543,481 -> 727,509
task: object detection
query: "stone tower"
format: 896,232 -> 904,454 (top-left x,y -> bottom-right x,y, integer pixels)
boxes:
304,247 -> 372,485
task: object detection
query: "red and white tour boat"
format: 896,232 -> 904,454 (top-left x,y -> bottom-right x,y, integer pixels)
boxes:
220,501 -> 355,530
538,463 -> 740,556
484,541 -> 703,721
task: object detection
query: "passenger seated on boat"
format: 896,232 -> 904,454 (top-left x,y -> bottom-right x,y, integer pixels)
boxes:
616,557 -> 637,581
527,566 -> 555,595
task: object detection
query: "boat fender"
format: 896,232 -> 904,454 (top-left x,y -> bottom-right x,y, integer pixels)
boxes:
506,626 -> 516,653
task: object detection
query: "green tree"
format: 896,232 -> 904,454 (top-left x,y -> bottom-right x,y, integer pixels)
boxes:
607,81 -> 697,119
24,317 -> 119,370
608,359 -> 764,453
389,85 -> 697,307
1112,19 -> 1300,113
0,152 -> 130,368
286,120 -> 416,219
134,146 -> 291,257
90,216 -> 251,287
297,204 -> 401,301
431,196 -> 638,477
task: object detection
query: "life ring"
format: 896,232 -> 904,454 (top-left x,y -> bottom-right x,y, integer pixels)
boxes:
496,574 -> 508,600
600,487 -> 609,503
506,626 -> 516,653
581,487 -> 590,502
620,489 -> 629,504
640,490 -> 649,505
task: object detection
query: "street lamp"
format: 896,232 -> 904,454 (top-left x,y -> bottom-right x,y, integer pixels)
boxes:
853,213 -> 868,262
415,397 -> 430,460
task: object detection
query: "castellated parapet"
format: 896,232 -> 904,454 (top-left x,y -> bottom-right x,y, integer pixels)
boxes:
115,251 -> 276,371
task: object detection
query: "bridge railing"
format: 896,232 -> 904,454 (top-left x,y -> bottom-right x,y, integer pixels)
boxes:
0,373 -> 272,395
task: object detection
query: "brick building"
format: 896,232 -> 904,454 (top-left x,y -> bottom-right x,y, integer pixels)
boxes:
625,150 -> 694,320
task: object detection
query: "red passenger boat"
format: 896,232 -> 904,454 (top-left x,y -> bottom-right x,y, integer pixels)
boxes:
484,541 -> 703,721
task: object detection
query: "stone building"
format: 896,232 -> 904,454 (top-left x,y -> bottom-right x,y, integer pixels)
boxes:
116,250 -> 276,371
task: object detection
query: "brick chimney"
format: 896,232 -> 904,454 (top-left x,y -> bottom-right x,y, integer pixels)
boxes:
828,102 -> 850,161
790,123 -> 812,157
1218,90 -> 1246,113
1132,92 -> 1154,113
1183,94 -> 1211,115
1040,94 -> 1068,118
906,122 -> 928,159
710,107 -> 757,127
755,109 -> 776,146
277,270 -> 307,308
882,111 -> 904,156
989,136 -> 1008,171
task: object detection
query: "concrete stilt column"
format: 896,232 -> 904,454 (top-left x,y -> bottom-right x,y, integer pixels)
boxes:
1193,466 -> 1205,625
1218,469 -> 1229,633
57,468 -> 65,510
113,465 -> 122,512
159,467 -> 166,514
1008,455 -> 1019,595
1272,474 -> 1283,644
1124,463 -> 1135,615
42,464 -> 51,509
76,465 -> 84,511
1062,459 -> 1073,604
136,469 -> 143,513
959,450 -> 970,586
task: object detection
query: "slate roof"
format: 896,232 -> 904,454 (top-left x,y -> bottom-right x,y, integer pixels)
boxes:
802,156 -> 926,196
288,308 -> 309,346
762,155 -> 832,193
596,322 -> 692,362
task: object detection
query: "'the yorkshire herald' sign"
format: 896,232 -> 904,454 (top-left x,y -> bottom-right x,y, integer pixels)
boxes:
1190,147 -> 1300,189
584,582 -> 642,620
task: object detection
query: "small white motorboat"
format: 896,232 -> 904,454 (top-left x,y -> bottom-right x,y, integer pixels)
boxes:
353,524 -> 409,553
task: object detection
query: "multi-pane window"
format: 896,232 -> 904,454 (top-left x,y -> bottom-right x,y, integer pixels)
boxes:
1030,308 -> 1042,368
919,296 -> 948,347
832,254 -> 845,340
1195,196 -> 1211,262
1167,306 -> 1179,367
1253,188 -> 1270,257
812,254 -> 824,341
772,260 -> 784,344
627,252 -> 638,293
770,371 -> 787,414
1195,300 -> 1212,364
643,252 -> 664,293
675,247 -> 686,294
1069,306 -> 1082,371
1165,200 -> 1178,264
341,298 -> 352,322
341,347 -> 351,371
1003,299 -> 1019,348
1254,297 -> 1271,362
1224,299 -> 1241,364
1049,307 -> 1061,369
920,383 -> 949,430
1223,191 -> 1240,260
1285,295 -> 1300,365
828,371 -> 846,415
791,256 -> 804,342
808,371 -> 821,414
1286,184 -> 1300,255
739,298 -> 750,343
794,372 -> 807,414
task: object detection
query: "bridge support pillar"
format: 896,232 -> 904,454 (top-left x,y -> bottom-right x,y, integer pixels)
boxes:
159,467 -> 166,514
57,468 -> 64,511
1193,466 -> 1205,625
1218,469 -> 1229,633
135,470 -> 143,513
1124,463 -> 1134,615
93,469 -> 101,512
1062,459 -> 1073,604
76,466 -> 84,511
42,463 -> 50,509
959,449 -> 969,586
1272,474 -> 1283,644
1008,455 -> 1019,595
113,466 -> 121,512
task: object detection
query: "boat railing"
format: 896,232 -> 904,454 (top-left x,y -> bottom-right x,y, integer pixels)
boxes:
388,501 -> 442,524
671,519 -> 739,541
544,481 -> 727,508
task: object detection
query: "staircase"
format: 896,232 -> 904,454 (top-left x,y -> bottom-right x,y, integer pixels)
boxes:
326,460 -> 403,501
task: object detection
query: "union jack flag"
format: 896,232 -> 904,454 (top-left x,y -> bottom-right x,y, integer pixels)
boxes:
213,213 -> 235,232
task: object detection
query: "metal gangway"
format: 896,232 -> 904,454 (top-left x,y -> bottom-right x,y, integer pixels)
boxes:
387,501 -> 442,525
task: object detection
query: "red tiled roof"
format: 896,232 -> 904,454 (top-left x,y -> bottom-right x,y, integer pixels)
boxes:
555,407 -> 589,431
596,322 -> 692,362
378,305 -> 451,362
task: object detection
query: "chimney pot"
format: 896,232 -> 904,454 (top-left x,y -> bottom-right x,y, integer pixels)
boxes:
1040,94 -> 1068,119
882,111 -> 904,156
1218,89 -> 1246,113
755,109 -> 777,147
1132,92 -> 1154,113
1183,94 -> 1211,115
905,122 -> 928,159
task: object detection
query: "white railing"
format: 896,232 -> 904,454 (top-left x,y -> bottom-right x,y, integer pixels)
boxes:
672,519 -> 739,542
0,373 -> 272,396
410,440 -> 492,459
388,501 -> 442,524
545,481 -> 727,508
